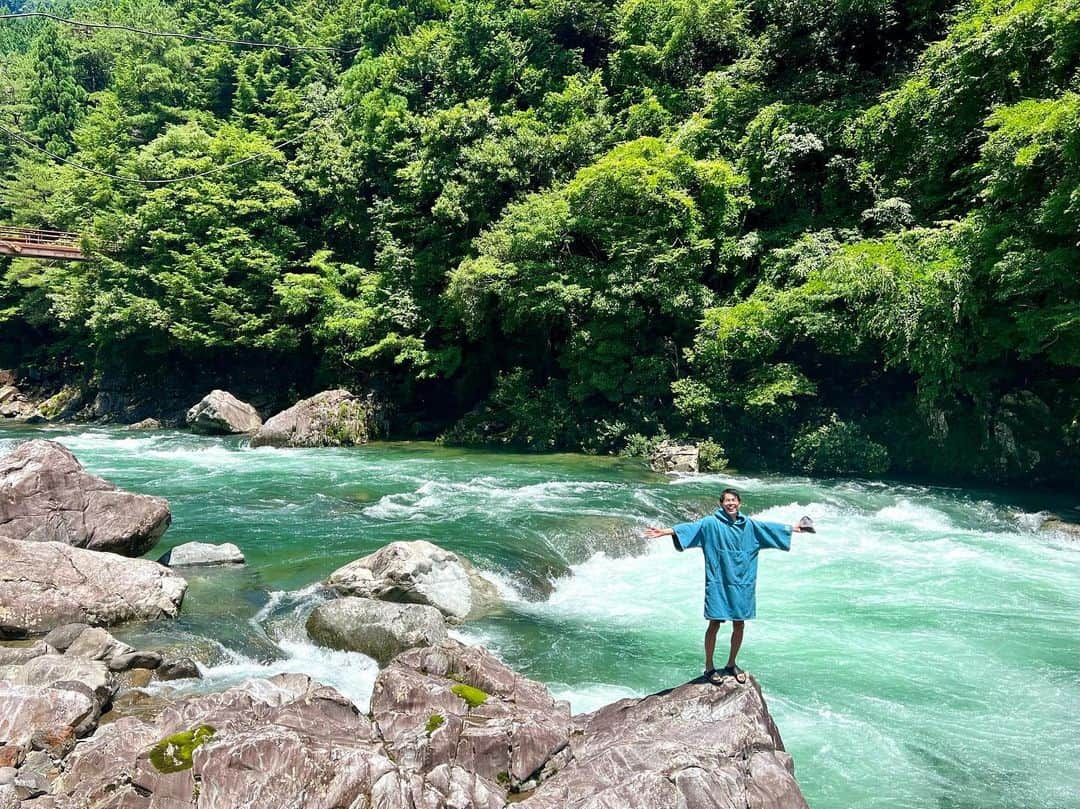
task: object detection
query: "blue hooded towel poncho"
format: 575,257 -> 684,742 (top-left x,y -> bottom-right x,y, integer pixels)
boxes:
673,510 -> 792,621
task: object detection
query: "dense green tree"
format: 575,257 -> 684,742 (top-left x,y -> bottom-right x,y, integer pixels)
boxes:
0,0 -> 1075,485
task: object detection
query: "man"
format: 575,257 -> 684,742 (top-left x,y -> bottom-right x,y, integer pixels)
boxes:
645,488 -> 806,684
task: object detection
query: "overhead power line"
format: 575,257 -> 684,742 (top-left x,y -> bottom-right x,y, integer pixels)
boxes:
0,11 -> 361,54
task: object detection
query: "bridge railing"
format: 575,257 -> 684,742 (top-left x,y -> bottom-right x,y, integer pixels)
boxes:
0,226 -> 83,248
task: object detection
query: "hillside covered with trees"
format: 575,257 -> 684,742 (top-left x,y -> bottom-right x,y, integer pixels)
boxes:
1,0 -> 1077,485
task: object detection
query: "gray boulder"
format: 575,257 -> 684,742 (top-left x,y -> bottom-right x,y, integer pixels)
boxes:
5,654 -> 117,708
185,390 -> 262,435
62,626 -> 134,663
125,418 -> 162,430
327,540 -> 500,623
0,538 -> 187,638
40,624 -> 90,654
372,639 -> 573,793
0,679 -> 97,755
650,441 -> 700,473
0,385 -> 34,420
1041,517 -> 1080,538
306,597 -> 447,666
155,658 -> 201,681
0,642 -> 51,667
251,389 -> 376,448
516,676 -> 808,809
0,440 -> 171,556
157,541 -> 245,567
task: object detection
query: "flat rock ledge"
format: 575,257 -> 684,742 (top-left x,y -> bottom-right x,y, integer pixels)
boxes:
0,538 -> 187,639
157,542 -> 245,567
0,440 -> 171,556
251,389 -> 377,448
185,390 -> 262,435
0,641 -> 808,808
327,540 -> 501,623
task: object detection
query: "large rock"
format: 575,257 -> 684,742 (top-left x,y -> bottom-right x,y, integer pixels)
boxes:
0,680 -> 96,750
650,441 -> 700,473
0,386 -> 34,420
327,540 -> 500,623
4,654 -> 117,709
37,653 -> 807,809
372,640 -> 573,794
185,390 -> 262,435
0,440 -> 171,556
306,597 -> 446,666
50,673 -> 505,809
157,541 -> 245,567
251,389 -> 376,448
0,538 -> 187,639
516,677 -> 808,809
1040,517 -> 1080,538
0,642 -> 51,667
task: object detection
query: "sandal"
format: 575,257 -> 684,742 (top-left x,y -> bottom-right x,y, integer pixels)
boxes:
716,665 -> 749,684
706,668 -> 725,685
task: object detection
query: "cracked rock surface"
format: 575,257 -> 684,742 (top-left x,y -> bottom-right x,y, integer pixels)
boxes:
0,538 -> 187,638
327,540 -> 501,622
515,676 -> 808,809
251,389 -> 376,448
1,643 -> 808,808
185,390 -> 262,435
0,440 -> 171,557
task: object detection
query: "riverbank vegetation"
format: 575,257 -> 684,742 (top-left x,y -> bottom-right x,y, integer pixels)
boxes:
0,0 -> 1076,485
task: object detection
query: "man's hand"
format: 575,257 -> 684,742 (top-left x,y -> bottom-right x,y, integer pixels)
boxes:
644,526 -> 674,539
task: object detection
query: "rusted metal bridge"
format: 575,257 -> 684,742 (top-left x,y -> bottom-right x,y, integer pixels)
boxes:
0,227 -> 86,260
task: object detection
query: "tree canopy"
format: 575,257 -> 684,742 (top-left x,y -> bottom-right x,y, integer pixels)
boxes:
1,0 -> 1076,485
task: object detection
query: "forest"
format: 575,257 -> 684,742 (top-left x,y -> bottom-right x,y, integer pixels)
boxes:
0,0 -> 1077,486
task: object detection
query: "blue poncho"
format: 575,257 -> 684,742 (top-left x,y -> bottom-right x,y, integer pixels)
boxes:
673,510 -> 792,621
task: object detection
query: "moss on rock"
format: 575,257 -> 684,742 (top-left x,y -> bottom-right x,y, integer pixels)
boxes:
148,725 -> 216,773
425,713 -> 445,735
451,683 -> 488,708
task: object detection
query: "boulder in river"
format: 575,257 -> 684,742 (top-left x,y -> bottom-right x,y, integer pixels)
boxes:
0,440 -> 171,556
251,389 -> 376,448
306,597 -> 447,666
1040,517 -> 1080,539
372,639 -> 573,793
327,540 -> 501,623
0,538 -> 187,639
516,676 -> 807,809
649,441 -> 700,473
125,418 -> 162,431
156,541 -> 245,567
185,390 -> 262,435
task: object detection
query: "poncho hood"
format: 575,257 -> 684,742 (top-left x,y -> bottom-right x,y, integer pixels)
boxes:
714,509 -> 746,527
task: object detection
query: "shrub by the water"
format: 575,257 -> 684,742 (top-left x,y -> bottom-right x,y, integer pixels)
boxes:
792,419 -> 890,476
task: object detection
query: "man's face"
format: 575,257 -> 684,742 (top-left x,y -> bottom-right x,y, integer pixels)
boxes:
721,493 -> 740,516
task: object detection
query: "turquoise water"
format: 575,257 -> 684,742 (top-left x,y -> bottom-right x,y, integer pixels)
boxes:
3,424 -> 1078,808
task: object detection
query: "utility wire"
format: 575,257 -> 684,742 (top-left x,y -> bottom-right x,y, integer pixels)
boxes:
0,105 -> 350,184
0,11 -> 361,54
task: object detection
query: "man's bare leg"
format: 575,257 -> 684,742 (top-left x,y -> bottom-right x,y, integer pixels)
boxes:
725,621 -> 747,682
704,620 -> 722,672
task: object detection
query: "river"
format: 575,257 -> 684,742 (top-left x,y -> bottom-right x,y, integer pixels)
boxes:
2,424 -> 1078,808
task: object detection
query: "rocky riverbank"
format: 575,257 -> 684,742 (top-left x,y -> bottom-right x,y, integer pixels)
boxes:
0,435 -> 810,807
